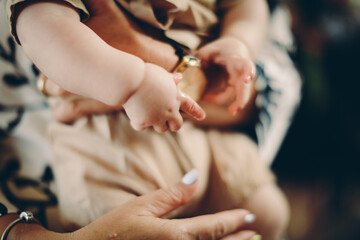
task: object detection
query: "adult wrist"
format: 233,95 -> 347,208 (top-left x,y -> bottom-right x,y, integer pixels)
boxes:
0,212 -> 47,240
220,35 -> 254,60
9,221 -> 43,240
13,222 -> 68,240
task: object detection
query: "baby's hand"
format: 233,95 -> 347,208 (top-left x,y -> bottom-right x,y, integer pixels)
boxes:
123,63 -> 205,133
196,37 -> 256,116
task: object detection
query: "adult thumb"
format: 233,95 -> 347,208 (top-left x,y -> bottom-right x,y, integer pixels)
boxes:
132,169 -> 199,217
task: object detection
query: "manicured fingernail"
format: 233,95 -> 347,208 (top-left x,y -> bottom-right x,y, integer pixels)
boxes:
229,106 -> 238,116
244,213 -> 256,224
250,234 -> 262,240
181,169 -> 199,185
244,75 -> 252,83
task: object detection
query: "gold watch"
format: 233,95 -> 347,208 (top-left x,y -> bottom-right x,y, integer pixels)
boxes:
172,54 -> 207,102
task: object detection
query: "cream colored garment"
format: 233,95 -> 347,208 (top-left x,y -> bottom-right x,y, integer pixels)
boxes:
49,113 -> 273,228
4,0 -> 274,228
5,0 -> 243,48
116,0 -> 217,49
113,0 -> 244,49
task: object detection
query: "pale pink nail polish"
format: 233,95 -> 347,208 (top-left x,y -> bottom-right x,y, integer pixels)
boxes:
244,75 -> 252,83
244,213 -> 256,224
181,169 -> 199,185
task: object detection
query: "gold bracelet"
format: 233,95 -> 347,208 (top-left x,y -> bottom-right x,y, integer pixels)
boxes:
1,211 -> 40,240
36,74 -> 49,97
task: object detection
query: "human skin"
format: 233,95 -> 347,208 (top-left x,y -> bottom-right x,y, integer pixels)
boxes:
32,0 -> 268,127
0,172 -> 260,240
15,1 -> 205,133
196,0 -> 269,115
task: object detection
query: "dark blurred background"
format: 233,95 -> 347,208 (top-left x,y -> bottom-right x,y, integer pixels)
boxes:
270,0 -> 360,239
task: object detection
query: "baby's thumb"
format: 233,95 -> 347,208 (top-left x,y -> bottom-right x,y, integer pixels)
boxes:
179,91 -> 206,121
173,72 -> 183,84
135,169 -> 199,218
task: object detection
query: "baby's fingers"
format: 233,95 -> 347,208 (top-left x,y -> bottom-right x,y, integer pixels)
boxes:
130,121 -> 149,131
168,113 -> 183,132
178,91 -> 206,121
153,122 -> 169,133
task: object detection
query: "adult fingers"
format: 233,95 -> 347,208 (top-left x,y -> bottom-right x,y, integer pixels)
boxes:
178,91 -> 206,121
221,230 -> 260,240
127,169 -> 199,217
228,80 -> 252,116
38,74 -> 72,97
195,44 -> 219,67
168,113 -> 183,132
153,122 -> 169,133
227,58 -> 256,86
180,210 -> 257,240
225,59 -> 255,115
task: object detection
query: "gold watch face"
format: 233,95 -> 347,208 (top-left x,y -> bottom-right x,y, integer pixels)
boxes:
173,55 -> 201,73
174,55 -> 206,101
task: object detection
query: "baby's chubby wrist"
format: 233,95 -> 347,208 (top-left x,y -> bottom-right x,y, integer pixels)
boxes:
100,55 -> 146,107
121,62 -> 162,107
119,60 -> 146,105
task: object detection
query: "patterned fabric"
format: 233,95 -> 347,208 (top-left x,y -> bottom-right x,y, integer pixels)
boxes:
3,0 -> 89,44
0,5 -> 56,224
254,6 -> 302,165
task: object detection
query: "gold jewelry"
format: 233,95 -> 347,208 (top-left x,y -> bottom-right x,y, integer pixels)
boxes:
1,211 -> 41,240
37,74 -> 49,97
172,55 -> 206,102
172,55 -> 201,73
250,234 -> 262,240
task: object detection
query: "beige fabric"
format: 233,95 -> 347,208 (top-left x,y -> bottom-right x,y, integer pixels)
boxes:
115,0 -> 244,48
116,0 -> 218,49
49,112 -> 274,227
5,0 -> 243,48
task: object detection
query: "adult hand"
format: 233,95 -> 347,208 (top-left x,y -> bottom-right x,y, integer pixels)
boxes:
0,171 -> 260,240
73,170 -> 260,240
196,37 -> 256,116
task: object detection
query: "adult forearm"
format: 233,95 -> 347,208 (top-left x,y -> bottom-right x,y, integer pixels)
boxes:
220,0 -> 269,59
0,213 -> 70,240
16,2 -> 145,106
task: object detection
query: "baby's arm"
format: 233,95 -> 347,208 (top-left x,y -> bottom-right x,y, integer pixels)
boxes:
16,1 -> 143,106
197,0 -> 269,115
16,1 -> 205,132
